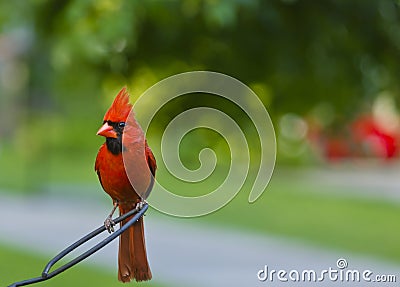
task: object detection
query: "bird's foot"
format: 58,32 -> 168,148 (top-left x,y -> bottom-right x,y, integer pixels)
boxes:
104,216 -> 116,233
136,200 -> 146,211
104,199 -> 118,233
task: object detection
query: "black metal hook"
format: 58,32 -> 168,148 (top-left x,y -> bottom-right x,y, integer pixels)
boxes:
7,203 -> 148,287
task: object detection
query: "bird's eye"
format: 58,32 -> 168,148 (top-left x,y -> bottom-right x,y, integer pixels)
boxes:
118,122 -> 126,128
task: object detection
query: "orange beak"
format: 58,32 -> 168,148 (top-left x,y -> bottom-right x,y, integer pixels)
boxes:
97,122 -> 118,138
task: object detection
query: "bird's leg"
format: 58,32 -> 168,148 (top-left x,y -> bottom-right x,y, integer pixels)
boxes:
104,200 -> 119,233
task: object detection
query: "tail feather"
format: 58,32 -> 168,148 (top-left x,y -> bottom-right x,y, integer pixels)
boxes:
118,205 -> 152,283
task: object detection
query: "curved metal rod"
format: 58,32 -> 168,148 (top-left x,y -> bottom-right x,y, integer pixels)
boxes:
8,203 -> 148,287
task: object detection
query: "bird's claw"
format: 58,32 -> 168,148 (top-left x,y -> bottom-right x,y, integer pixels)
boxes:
104,216 -> 116,233
136,201 -> 146,211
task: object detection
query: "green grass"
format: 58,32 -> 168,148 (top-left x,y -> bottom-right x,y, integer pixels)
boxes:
0,243 -> 164,287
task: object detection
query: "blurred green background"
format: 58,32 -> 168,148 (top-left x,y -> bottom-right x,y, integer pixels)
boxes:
1,0 -> 400,286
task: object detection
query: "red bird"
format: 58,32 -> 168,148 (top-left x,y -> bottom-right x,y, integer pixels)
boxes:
95,87 -> 156,282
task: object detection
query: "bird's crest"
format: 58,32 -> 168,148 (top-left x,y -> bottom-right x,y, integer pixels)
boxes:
104,87 -> 133,122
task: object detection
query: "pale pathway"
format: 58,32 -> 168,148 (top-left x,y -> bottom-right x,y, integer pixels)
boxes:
0,194 -> 398,287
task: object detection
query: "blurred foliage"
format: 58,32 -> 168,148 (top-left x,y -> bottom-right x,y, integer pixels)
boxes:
1,0 -> 400,189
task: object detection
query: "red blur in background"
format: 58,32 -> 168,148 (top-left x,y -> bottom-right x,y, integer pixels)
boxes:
308,114 -> 399,161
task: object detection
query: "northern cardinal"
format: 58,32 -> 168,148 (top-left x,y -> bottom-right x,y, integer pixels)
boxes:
95,87 -> 156,282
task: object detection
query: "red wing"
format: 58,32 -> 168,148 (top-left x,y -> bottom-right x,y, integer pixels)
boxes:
143,141 -> 156,199
145,141 -> 157,176
95,144 -> 106,190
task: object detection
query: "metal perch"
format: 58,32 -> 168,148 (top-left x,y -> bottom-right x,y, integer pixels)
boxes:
8,203 -> 149,287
